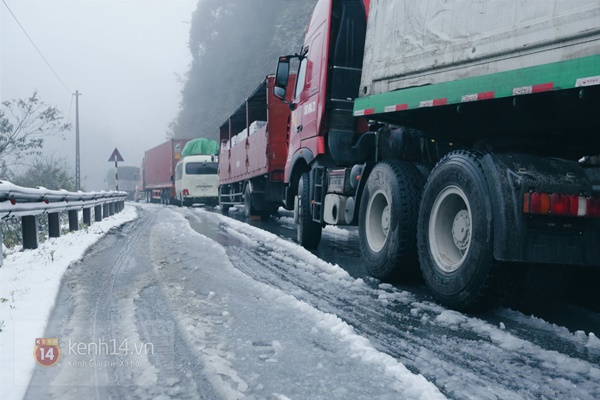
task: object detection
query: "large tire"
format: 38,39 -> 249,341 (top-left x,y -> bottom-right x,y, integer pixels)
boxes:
244,184 -> 258,218
296,172 -> 322,248
359,161 -> 424,280
219,186 -> 230,215
417,150 -> 497,310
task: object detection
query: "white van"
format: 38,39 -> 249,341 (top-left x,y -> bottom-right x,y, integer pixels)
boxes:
175,154 -> 219,207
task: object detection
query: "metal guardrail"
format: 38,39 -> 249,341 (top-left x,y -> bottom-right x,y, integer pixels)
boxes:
0,181 -> 128,266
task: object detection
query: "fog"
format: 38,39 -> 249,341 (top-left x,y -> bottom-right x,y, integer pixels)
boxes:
1,0 -> 197,190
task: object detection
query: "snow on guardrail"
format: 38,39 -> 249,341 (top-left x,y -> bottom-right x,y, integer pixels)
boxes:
0,180 -> 126,218
0,180 -> 128,266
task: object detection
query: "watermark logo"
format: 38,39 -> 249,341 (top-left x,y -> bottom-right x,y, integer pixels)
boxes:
34,338 -> 61,367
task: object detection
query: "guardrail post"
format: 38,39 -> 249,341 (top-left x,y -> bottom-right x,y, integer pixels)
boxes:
22,215 -> 39,249
94,205 -> 102,222
68,210 -> 78,231
48,212 -> 60,238
109,202 -> 115,216
103,203 -> 109,219
119,201 -> 124,212
83,208 -> 91,226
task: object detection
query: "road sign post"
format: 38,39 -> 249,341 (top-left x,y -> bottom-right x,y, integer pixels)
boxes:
108,148 -> 125,191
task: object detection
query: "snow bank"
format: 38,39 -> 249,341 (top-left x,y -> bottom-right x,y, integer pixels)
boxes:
0,206 -> 138,400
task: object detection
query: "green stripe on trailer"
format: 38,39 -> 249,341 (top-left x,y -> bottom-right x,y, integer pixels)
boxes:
354,54 -> 600,117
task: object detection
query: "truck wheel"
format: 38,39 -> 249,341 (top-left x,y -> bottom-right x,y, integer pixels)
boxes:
244,184 -> 258,218
359,161 -> 424,280
297,172 -> 322,248
220,204 -> 230,215
417,150 -> 497,310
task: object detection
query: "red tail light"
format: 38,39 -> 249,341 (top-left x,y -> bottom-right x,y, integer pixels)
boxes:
529,192 -> 548,214
524,191 -> 600,218
550,193 -> 569,216
183,189 -> 189,196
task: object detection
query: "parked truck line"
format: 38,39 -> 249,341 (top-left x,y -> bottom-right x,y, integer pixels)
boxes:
141,139 -> 190,204
270,0 -> 600,309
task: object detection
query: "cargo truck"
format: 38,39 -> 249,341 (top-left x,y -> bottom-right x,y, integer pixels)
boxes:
142,139 -> 190,204
218,74 -> 296,219
272,0 -> 600,309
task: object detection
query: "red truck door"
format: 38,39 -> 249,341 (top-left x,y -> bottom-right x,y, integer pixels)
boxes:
289,1 -> 329,157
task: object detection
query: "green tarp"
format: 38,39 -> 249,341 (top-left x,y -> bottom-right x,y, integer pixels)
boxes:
181,138 -> 219,157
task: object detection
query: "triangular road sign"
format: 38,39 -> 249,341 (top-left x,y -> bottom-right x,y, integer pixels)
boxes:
108,148 -> 124,162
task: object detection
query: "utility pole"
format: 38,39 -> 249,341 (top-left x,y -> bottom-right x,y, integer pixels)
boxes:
74,90 -> 82,190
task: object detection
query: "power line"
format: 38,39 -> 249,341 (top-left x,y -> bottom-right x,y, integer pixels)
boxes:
1,0 -> 72,94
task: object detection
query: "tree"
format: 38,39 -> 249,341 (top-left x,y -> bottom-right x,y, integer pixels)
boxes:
12,156 -> 77,191
0,91 -> 71,176
172,0 -> 317,140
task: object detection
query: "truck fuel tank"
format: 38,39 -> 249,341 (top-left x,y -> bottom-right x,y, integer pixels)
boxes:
324,194 -> 354,225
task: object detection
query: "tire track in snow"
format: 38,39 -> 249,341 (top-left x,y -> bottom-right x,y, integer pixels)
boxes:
188,209 -> 600,400
25,207 -> 219,400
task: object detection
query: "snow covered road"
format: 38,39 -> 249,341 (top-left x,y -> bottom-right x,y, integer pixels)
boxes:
9,204 -> 600,399
185,208 -> 600,400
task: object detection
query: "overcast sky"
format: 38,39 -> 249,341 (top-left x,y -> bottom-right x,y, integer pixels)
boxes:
1,0 -> 197,190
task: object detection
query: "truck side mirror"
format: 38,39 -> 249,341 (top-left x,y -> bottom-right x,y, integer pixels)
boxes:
275,57 -> 290,88
274,57 -> 290,101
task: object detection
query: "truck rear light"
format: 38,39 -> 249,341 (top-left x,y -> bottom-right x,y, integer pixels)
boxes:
524,192 -> 599,217
183,189 -> 189,196
572,195 -> 587,216
529,192 -> 550,214
550,193 -> 569,216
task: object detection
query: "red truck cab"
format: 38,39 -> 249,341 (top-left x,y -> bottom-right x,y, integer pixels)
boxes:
275,0 -> 370,209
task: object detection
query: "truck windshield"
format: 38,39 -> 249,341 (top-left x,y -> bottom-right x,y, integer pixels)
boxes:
185,162 -> 218,175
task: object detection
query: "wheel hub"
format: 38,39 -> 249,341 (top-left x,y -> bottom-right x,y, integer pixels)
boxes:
365,189 -> 390,253
428,185 -> 473,273
452,210 -> 470,251
381,205 -> 390,237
